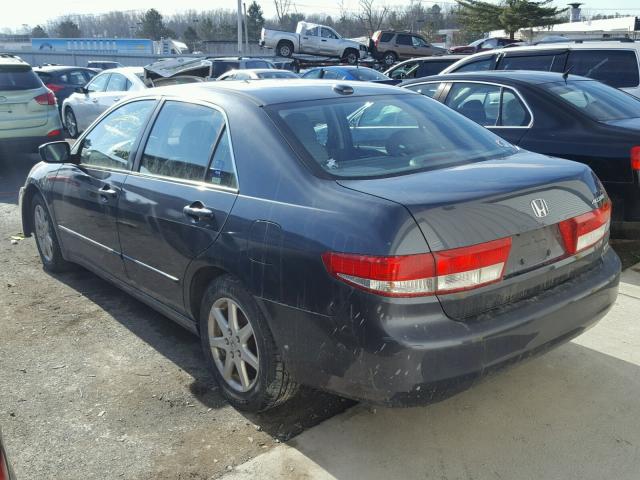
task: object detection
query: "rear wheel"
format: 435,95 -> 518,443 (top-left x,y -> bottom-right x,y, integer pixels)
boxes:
342,49 -> 359,65
64,107 -> 78,139
276,41 -> 294,58
32,193 -> 71,272
200,275 -> 299,412
382,51 -> 397,66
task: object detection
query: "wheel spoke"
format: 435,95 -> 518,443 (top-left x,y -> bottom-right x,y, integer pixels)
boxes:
212,307 -> 228,333
210,336 -> 229,351
228,302 -> 239,334
223,354 -> 234,381
236,358 -> 250,388
238,324 -> 252,343
241,348 -> 258,370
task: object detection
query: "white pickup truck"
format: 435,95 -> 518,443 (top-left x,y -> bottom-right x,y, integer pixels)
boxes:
260,22 -> 367,64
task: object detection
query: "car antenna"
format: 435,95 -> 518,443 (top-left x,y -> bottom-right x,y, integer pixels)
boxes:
562,64 -> 573,82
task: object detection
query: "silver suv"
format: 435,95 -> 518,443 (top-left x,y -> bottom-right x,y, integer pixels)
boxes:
0,54 -> 64,156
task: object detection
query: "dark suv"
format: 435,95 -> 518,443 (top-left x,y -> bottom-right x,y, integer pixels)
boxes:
371,31 -> 447,66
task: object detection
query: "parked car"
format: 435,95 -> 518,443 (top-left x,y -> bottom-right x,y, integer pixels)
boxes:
0,54 -> 64,155
370,30 -> 447,66
260,21 -> 367,64
384,55 -> 465,80
449,37 -> 523,54
87,60 -> 124,71
0,428 -> 14,480
441,40 -> 640,98
34,66 -> 97,111
61,67 -> 146,138
218,69 -> 298,81
20,79 -> 620,412
301,65 -> 397,84
400,70 -> 640,233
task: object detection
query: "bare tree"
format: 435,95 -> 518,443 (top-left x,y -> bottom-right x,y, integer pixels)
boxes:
358,0 -> 389,34
273,0 -> 292,25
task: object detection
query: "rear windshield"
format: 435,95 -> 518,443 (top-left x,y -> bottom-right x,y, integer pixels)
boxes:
0,66 -> 42,91
257,71 -> 298,79
545,80 -> 640,121
268,94 -> 518,179
349,68 -> 389,81
212,62 -> 239,77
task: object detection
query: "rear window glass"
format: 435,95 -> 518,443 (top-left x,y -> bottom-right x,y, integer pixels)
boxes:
257,71 -> 298,79
0,66 -> 42,91
545,80 -> 640,121
452,57 -> 493,72
36,71 -> 53,83
212,62 -> 239,77
268,95 -> 517,179
417,60 -> 454,77
566,50 -> 639,88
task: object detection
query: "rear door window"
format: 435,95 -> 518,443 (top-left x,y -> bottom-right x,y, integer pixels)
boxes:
452,56 -> 494,72
396,35 -> 412,46
417,61 -> 452,77
140,101 -> 236,186
566,50 -> 639,88
498,53 -> 567,72
404,82 -> 443,98
0,66 -> 42,91
106,73 -> 127,91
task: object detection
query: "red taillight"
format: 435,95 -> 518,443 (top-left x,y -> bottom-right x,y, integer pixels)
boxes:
632,146 -> 640,171
0,448 -> 8,480
34,90 -> 56,106
46,83 -> 64,92
322,237 -> 512,297
558,201 -> 611,255
47,129 -> 62,138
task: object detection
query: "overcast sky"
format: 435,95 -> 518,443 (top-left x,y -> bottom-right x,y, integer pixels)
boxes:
2,0 -> 640,31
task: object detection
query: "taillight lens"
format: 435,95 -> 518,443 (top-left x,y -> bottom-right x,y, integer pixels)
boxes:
322,237 -> 512,297
558,201 -> 611,255
46,83 -> 64,92
0,448 -> 8,480
47,129 -> 62,137
34,90 -> 56,106
632,146 -> 640,171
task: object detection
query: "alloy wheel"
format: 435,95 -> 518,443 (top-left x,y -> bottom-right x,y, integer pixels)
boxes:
65,109 -> 77,138
208,297 -> 259,392
34,204 -> 54,262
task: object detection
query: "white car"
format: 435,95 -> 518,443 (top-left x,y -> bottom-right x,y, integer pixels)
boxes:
62,67 -> 146,138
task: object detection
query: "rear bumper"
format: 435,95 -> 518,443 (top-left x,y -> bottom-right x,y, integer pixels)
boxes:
261,247 -> 620,406
0,134 -> 64,154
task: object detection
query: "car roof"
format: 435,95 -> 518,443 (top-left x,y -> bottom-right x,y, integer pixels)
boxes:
208,57 -> 273,62
0,54 -> 30,67
98,67 -> 144,75
33,66 -> 92,72
145,79 -> 409,106
402,70 -> 593,86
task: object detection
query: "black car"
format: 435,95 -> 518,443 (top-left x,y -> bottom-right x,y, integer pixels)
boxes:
86,61 -> 123,71
19,80 -> 620,411
33,66 -> 97,111
400,71 -> 640,235
384,55 -> 465,81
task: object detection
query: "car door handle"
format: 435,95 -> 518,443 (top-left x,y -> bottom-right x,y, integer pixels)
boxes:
321,39 -> 327,42
183,203 -> 214,220
113,98 -> 121,102
99,184 -> 118,200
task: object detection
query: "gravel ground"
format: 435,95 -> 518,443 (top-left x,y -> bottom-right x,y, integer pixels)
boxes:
0,154 -> 638,479
0,155 -> 353,480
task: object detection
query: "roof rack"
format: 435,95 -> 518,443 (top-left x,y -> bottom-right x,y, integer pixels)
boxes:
533,37 -> 636,45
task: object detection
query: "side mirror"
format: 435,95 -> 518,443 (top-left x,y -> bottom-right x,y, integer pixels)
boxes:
75,86 -> 88,94
39,141 -> 74,164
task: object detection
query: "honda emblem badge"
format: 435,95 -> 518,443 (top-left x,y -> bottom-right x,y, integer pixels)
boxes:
531,198 -> 549,218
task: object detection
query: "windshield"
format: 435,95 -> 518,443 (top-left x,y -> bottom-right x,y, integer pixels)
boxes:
269,94 -> 518,179
349,68 -> 389,81
0,66 -> 42,91
545,80 -> 640,121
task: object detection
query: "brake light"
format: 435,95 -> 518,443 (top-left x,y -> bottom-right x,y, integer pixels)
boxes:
373,31 -> 380,49
632,146 -> 640,171
322,237 -> 512,297
46,83 -> 64,92
47,129 -> 62,137
558,201 -> 611,255
34,90 -> 56,106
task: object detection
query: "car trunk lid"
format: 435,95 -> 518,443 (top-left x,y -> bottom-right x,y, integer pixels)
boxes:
0,88 -> 50,130
338,152 -> 609,319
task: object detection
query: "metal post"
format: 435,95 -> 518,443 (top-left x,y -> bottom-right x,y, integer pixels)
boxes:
237,0 -> 243,55
243,2 -> 250,54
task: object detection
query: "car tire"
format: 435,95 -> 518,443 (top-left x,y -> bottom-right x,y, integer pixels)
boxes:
32,193 -> 71,273
276,41 -> 294,58
199,275 -> 299,412
64,107 -> 78,139
382,51 -> 397,66
342,49 -> 359,65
